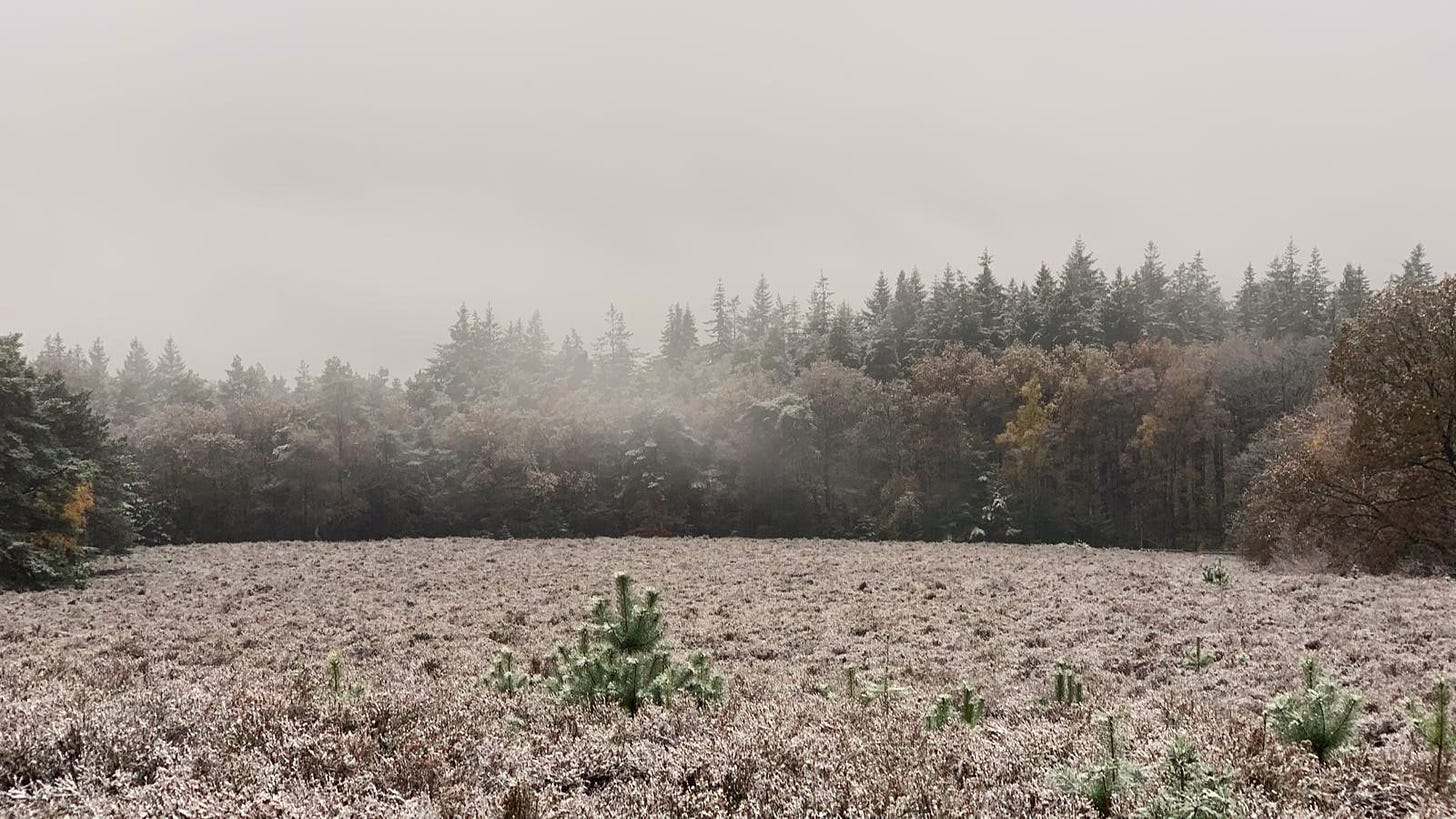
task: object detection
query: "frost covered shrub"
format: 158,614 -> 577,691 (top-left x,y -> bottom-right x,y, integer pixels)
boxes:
528,572 -> 725,714
1266,656 -> 1362,763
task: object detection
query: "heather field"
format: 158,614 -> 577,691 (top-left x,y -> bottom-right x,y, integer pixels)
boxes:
2,538 -> 1454,818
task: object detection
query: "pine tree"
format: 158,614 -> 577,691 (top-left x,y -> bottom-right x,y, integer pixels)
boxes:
1006,281 -> 1039,345
1100,267 -> 1142,345
826,303 -> 860,368
594,304 -> 638,386
743,275 -> 776,345
970,251 -> 1008,351
1330,263 -> 1371,333
1166,252 -> 1226,342
1029,265 -> 1058,347
153,337 -> 209,406
707,279 -> 736,360
890,269 -> 927,365
924,266 -> 971,350
112,339 -> 154,425
1233,264 -> 1261,335
1392,243 -> 1436,287
1046,239 -> 1106,346
1261,241 -> 1303,337
1296,247 -> 1331,336
1133,241 -> 1173,340
658,303 -> 698,364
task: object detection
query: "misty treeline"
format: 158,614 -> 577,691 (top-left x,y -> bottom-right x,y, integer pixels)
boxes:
3,239 -> 1451,587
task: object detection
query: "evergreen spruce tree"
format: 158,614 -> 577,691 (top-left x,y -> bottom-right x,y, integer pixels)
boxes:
1005,281 -> 1040,345
1166,252 -> 1226,342
1260,241 -> 1303,337
1233,264 -> 1261,335
1046,239 -> 1106,346
970,251 -> 1008,351
1330,263 -> 1371,333
153,337 -> 209,407
924,266 -> 971,351
743,274 -> 776,346
1100,267 -> 1142,345
1133,241 -> 1174,340
707,279 -> 736,360
1029,264 -> 1059,348
594,304 -> 638,387
1392,243 -> 1436,287
112,339 -> 154,425
1296,247 -> 1331,336
825,303 -> 861,368
889,269 -> 927,366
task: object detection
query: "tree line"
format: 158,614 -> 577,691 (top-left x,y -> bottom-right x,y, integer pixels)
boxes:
3,238 -> 1449,586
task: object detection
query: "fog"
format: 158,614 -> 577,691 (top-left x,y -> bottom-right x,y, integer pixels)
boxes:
2,0 -> 1451,376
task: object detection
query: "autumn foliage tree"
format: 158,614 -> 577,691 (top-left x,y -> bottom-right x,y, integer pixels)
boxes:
1235,279 -> 1456,571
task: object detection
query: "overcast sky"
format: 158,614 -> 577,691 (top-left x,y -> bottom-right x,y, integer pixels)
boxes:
2,1 -> 1452,378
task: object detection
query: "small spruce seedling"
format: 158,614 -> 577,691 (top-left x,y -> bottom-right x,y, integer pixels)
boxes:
957,681 -> 987,727
1405,677 -> 1455,789
487,648 -> 532,693
1201,561 -> 1231,588
1057,713 -> 1142,817
1142,734 -> 1233,819
1054,662 -> 1085,706
1182,637 -> 1218,671
324,650 -> 366,699
926,694 -> 954,731
1266,655 -> 1363,763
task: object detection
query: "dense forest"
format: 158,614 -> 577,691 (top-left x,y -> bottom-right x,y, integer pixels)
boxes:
4,239 -> 1452,587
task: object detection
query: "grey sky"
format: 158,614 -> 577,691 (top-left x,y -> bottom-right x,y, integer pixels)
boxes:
2,1 -> 1452,378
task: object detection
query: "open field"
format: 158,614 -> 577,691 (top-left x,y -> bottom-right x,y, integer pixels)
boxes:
2,538 -> 1454,817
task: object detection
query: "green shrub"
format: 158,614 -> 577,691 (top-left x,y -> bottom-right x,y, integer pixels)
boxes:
925,693 -> 954,731
1182,637 -> 1218,672
324,651 -> 366,699
843,663 -> 908,713
1266,655 -> 1362,763
1054,662 -> 1085,706
486,648 -> 532,693
1405,677 -> 1455,788
1140,734 -> 1233,819
536,572 -> 724,715
1058,713 -> 1143,817
1200,562 -> 1231,588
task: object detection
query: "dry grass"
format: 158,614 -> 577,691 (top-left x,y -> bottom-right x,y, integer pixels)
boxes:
2,538 -> 1453,817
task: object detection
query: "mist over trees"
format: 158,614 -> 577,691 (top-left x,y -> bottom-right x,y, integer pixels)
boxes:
7,238 -> 1453,584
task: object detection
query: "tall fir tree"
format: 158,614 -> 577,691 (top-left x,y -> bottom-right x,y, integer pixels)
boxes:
1392,243 -> 1436,287
1100,267 -> 1142,345
970,251 -> 1008,351
1330,263 -> 1371,333
1233,264 -> 1261,335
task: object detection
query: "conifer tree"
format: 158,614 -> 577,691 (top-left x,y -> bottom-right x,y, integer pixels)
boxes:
1233,264 -> 1261,335
890,269 -> 927,365
1296,247 -> 1331,336
706,279 -> 736,360
112,339 -> 154,426
1100,267 -> 1142,345
1046,239 -> 1106,346
924,266 -> 971,350
743,274 -> 776,346
1393,243 -> 1436,287
1331,263 -> 1371,333
153,337 -> 209,407
1005,281 -> 1039,344
1029,264 -> 1058,347
970,251 -> 1008,350
1133,241 -> 1173,340
825,303 -> 861,368
594,304 -> 638,386
1260,241 -> 1304,337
